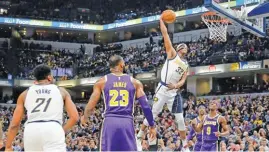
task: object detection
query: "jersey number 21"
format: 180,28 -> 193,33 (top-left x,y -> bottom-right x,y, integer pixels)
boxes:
31,98 -> 52,113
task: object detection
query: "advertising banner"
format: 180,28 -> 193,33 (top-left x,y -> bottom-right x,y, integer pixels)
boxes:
230,63 -> 240,71
0,80 -> 13,86
0,0 -> 255,31
239,61 -> 262,70
192,64 -> 230,75
263,59 -> 269,68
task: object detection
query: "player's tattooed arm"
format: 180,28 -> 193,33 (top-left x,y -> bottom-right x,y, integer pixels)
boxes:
216,116 -> 230,137
5,90 -> 27,150
133,78 -> 157,139
83,77 -> 104,123
59,87 -> 79,133
160,18 -> 176,59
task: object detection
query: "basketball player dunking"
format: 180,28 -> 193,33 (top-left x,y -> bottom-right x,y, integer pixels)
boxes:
192,100 -> 229,151
5,65 -> 79,151
81,55 -> 156,151
187,105 -> 206,151
138,17 -> 189,150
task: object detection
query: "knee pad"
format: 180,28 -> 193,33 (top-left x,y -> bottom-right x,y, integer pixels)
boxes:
175,113 -> 186,131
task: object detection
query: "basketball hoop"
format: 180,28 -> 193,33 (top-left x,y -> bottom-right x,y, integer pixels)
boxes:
201,12 -> 230,42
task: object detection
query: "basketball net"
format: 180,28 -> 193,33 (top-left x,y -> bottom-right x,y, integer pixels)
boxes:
202,12 -> 230,42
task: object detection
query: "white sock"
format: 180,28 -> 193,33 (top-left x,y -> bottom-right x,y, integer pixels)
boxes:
137,129 -> 144,138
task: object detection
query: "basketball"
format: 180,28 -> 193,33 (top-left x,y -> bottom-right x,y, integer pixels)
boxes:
161,10 -> 176,23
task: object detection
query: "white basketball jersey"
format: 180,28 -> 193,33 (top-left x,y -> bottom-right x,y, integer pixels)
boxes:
24,84 -> 64,124
161,55 -> 188,85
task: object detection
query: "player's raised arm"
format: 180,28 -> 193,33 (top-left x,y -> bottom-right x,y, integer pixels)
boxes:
5,90 -> 27,151
160,18 -> 176,59
82,77 -> 105,123
59,87 -> 79,133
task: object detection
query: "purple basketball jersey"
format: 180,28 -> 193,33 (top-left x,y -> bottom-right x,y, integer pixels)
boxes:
100,74 -> 137,151
103,74 -> 136,118
202,114 -> 220,141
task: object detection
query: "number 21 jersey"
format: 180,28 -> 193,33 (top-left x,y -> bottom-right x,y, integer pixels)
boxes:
24,84 -> 64,124
102,74 -> 136,118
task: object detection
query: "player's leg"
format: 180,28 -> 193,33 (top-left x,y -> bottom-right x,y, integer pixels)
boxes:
23,123 -> 43,151
168,93 -> 189,151
137,91 -> 167,138
101,117 -> 137,151
42,122 -> 66,152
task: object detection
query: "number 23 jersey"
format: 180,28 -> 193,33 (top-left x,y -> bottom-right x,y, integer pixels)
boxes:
161,55 -> 188,86
102,74 -> 136,118
24,84 -> 64,124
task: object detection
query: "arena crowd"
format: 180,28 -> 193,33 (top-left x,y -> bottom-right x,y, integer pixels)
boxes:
1,91 -> 269,151
0,32 -> 267,81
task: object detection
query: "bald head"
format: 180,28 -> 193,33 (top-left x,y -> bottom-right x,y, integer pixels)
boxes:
109,55 -> 125,73
109,55 -> 124,68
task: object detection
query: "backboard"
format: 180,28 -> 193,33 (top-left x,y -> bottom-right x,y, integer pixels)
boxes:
204,0 -> 267,37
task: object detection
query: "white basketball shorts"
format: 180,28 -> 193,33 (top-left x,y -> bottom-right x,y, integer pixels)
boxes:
24,121 -> 66,152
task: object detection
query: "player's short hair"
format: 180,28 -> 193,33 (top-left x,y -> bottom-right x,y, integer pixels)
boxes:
33,64 -> 51,81
109,55 -> 123,68
176,43 -> 187,52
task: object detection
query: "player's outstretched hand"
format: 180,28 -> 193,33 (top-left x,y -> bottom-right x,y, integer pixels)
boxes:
148,126 -> 157,141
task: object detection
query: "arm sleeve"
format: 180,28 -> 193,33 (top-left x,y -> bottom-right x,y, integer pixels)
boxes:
137,95 -> 155,126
